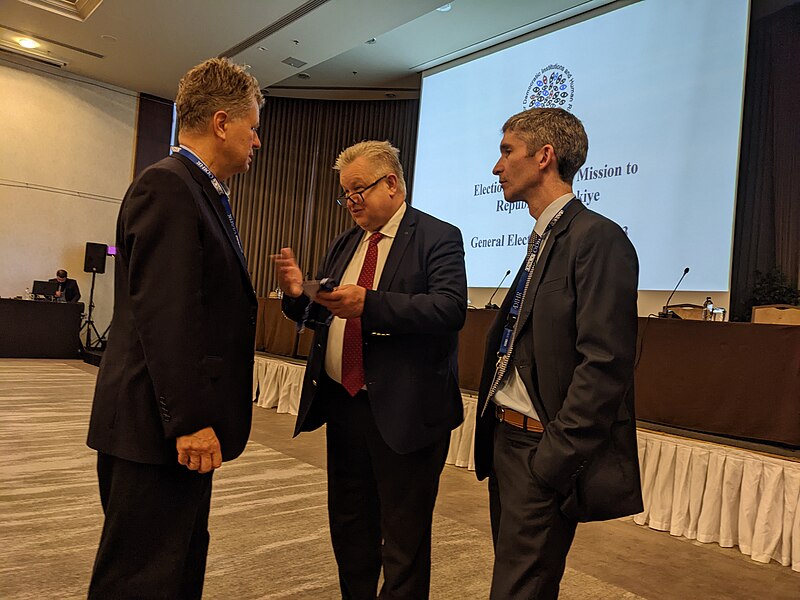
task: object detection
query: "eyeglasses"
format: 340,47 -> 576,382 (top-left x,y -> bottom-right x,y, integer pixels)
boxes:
336,175 -> 387,206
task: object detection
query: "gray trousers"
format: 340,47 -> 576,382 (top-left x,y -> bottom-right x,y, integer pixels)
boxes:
489,423 -> 577,599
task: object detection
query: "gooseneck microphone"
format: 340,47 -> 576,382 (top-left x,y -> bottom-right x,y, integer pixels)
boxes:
658,267 -> 690,318
485,270 -> 511,309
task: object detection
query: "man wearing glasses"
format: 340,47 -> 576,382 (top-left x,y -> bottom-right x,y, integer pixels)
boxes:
273,140 -> 467,599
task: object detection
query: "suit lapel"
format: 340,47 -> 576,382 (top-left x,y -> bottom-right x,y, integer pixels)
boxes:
377,204 -> 416,290
515,200 -> 584,333
172,154 -> 251,279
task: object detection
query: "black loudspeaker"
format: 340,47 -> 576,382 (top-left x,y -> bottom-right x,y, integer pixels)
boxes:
84,242 -> 108,273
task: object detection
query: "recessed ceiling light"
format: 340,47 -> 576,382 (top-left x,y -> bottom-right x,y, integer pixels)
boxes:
298,72 -> 310,80
436,3 -> 452,12
100,34 -> 117,42
385,92 -> 397,98
258,46 -> 267,52
18,38 -> 40,49
365,38 -> 377,45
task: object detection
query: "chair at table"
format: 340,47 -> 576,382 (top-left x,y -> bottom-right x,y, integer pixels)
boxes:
751,304 -> 800,325
666,303 -> 705,320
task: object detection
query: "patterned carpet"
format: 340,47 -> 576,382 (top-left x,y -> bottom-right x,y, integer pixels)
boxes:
0,360 -> 491,599
0,360 -> 643,599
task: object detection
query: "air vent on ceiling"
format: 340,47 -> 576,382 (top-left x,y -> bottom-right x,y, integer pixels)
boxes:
17,0 -> 104,22
219,0 -> 331,58
282,57 -> 307,69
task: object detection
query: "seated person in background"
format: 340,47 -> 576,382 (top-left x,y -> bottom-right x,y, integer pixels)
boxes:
49,269 -> 81,302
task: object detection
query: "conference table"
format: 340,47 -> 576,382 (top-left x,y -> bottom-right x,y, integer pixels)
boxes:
461,314 -> 800,448
255,297 -> 314,358
255,299 -> 800,448
0,298 -> 83,358
633,317 -> 799,447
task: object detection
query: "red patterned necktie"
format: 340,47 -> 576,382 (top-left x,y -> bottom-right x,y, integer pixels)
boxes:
341,232 -> 384,396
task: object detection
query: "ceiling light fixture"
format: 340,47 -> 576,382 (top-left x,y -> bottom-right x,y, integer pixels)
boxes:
0,41 -> 67,68
365,38 -> 377,45
18,38 -> 40,49
436,3 -> 452,12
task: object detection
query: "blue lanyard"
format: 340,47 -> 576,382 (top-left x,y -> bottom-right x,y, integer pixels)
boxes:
172,146 -> 244,253
497,201 -> 570,356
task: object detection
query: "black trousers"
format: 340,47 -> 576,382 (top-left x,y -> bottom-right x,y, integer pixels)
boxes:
488,423 -> 577,600
88,453 -> 214,600
325,382 -> 449,600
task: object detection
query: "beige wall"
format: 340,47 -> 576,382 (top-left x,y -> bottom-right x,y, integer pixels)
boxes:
0,60 -> 138,332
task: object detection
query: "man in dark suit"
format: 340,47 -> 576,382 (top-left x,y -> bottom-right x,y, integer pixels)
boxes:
50,269 -> 81,302
474,108 -> 642,599
86,58 -> 263,599
274,140 -> 467,599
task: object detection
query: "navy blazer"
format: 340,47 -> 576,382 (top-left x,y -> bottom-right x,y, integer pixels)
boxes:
474,200 -> 643,522
88,154 -> 258,465
283,204 -> 467,454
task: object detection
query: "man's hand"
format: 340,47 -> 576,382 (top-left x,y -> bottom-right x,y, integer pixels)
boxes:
176,426 -> 222,474
271,247 -> 304,298
314,284 -> 367,319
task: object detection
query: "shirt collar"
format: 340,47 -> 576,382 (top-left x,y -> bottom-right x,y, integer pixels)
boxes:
366,201 -> 406,242
534,193 -> 574,236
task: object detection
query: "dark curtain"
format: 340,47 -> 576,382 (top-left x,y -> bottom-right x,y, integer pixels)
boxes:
228,96 -> 420,296
730,4 -> 800,319
133,93 -> 174,178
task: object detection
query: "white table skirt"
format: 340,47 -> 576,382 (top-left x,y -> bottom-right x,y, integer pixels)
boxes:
635,429 -> 800,572
446,394 -> 478,470
252,355 -> 304,416
252,356 -> 478,468
251,355 -> 799,571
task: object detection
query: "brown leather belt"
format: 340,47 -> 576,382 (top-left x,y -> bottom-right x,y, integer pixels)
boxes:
495,405 -> 544,432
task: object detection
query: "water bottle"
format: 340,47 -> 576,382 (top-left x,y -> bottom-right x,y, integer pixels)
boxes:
702,296 -> 713,321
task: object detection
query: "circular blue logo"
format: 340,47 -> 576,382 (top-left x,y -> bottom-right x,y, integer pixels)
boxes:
524,64 -> 574,111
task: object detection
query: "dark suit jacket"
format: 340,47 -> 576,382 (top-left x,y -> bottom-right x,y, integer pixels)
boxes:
87,153 -> 258,465
283,205 -> 467,455
49,278 -> 81,303
475,200 -> 643,522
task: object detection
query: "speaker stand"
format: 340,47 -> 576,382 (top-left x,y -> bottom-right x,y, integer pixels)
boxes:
80,271 -> 104,350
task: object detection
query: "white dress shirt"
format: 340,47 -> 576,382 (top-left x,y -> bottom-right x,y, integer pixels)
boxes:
325,202 -> 407,384
493,193 -> 575,419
